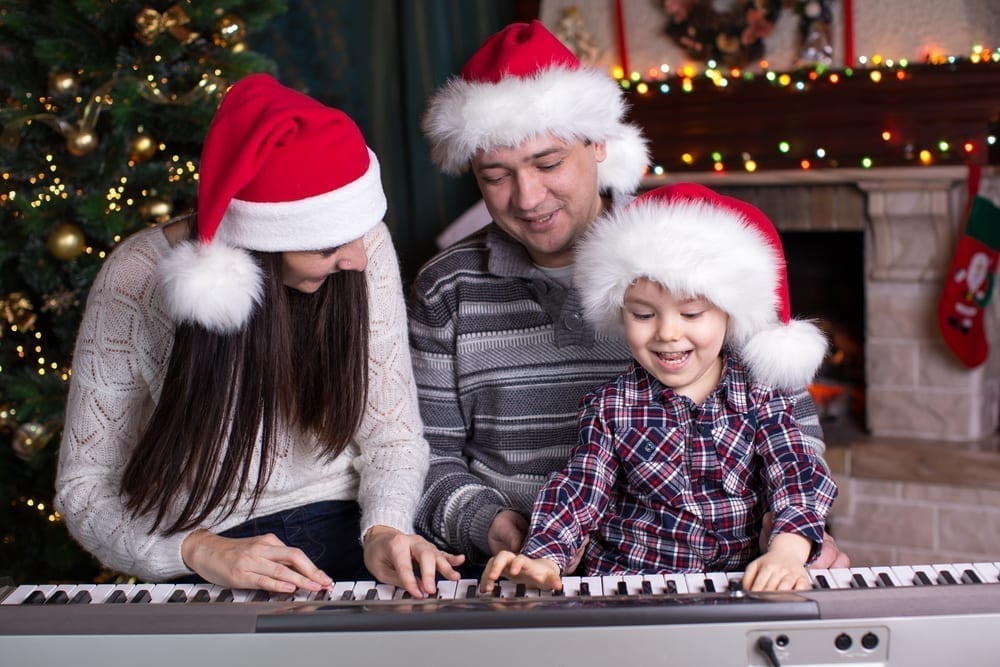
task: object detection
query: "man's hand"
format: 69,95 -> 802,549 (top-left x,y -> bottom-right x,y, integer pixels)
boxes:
487,510 -> 528,555
363,525 -> 465,599
479,550 -> 562,593
181,529 -> 332,593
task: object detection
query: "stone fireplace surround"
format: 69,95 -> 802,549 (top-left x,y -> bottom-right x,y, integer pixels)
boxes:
644,166 -> 1000,565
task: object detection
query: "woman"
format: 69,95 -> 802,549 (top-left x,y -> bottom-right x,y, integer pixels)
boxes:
55,74 -> 463,598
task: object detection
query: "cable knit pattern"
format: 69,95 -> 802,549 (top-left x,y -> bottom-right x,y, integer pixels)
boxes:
55,222 -> 428,581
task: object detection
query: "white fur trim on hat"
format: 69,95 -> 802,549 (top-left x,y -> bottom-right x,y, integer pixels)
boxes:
214,149 -> 386,252
575,197 -> 826,389
422,67 -> 649,193
158,240 -> 263,334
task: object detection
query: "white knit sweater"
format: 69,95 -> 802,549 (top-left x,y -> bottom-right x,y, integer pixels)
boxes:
55,222 -> 429,580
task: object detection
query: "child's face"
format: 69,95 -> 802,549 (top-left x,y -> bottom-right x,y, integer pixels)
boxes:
622,278 -> 728,404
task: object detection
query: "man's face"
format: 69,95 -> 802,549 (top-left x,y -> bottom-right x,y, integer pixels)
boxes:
471,135 -> 606,268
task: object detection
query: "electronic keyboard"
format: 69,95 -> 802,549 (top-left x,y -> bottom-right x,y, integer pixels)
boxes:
3,562 -> 1000,667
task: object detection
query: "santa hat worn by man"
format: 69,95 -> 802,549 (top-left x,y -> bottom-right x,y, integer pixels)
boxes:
158,73 -> 386,333
422,20 -> 649,195
575,183 -> 828,390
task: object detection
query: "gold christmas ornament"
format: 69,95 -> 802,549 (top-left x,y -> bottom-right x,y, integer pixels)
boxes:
135,5 -> 198,45
140,197 -> 173,223
48,72 -> 79,96
130,132 -> 158,162
66,128 -> 98,156
12,422 -> 54,462
213,14 -> 246,48
47,223 -> 86,261
1,292 -> 37,333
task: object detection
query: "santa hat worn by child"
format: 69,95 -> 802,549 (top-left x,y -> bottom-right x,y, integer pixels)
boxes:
575,183 -> 828,390
158,73 -> 386,333
421,20 -> 649,195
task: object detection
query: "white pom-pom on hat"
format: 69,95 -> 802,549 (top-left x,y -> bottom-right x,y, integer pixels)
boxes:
158,74 -> 387,333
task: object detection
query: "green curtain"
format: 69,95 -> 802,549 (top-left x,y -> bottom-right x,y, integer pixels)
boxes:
256,0 -> 515,282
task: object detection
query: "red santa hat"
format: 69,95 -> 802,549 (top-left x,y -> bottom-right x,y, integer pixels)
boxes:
158,73 -> 386,333
575,183 -> 827,390
422,20 -> 649,194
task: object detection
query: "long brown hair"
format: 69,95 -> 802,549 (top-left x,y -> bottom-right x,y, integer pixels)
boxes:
121,232 -> 370,534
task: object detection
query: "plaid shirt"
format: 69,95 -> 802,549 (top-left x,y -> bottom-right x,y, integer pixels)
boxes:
521,353 -> 838,574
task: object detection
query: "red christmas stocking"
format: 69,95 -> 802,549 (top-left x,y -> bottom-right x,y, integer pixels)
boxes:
937,193 -> 1000,368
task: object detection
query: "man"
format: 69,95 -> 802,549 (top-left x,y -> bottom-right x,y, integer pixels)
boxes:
409,20 -> 847,572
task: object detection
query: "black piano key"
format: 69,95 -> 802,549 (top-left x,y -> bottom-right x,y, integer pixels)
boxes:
937,570 -> 958,585
363,588 -> 379,601
491,582 -> 502,598
616,581 -> 628,595
962,569 -> 983,584
913,570 -> 934,586
313,590 -> 331,601
69,590 -> 92,604
876,572 -> 895,587
340,590 -> 355,601
105,589 -> 127,603
579,581 -> 591,596
728,579 -> 744,594
191,589 -> 212,603
45,590 -> 70,605
665,580 -> 678,594
703,578 -> 716,593
514,583 -> 527,598
167,589 -> 188,603
23,590 -> 46,605
216,589 -> 234,603
552,588 -> 565,596
813,574 -> 830,589
851,573 -> 869,588
464,584 -> 477,599
641,580 -> 653,595
250,590 -> 270,602
130,589 -> 152,603
401,591 -> 412,600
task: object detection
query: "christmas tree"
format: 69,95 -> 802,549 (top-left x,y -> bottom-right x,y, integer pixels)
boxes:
0,0 -> 286,584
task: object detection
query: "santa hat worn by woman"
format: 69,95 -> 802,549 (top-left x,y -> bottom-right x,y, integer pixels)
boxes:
421,20 -> 649,196
575,183 -> 828,390
158,73 -> 386,333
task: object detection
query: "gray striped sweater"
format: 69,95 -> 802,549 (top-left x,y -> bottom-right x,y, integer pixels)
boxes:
408,223 -> 826,562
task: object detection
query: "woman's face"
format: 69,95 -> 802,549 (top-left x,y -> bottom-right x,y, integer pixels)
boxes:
280,237 -> 367,293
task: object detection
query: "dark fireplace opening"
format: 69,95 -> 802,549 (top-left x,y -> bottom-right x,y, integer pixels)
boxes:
781,231 -> 866,439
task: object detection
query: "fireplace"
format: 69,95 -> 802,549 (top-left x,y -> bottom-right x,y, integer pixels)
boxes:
643,166 -> 1000,444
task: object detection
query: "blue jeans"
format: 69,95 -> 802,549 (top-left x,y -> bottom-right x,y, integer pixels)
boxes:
172,500 -> 370,583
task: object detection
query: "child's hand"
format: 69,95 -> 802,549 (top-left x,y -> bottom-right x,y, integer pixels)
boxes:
479,550 -> 562,593
742,533 -> 813,592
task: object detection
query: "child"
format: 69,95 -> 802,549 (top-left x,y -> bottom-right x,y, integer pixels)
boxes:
480,183 -> 838,593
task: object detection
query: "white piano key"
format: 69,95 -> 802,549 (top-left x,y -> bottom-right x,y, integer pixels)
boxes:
496,579 -> 519,599
455,578 -> 479,599
559,575 -> 582,596
637,574 -> 668,595
869,566 -> 904,587
684,573 -> 720,593
159,583 -> 193,603
888,565 -> 917,586
351,580 -> 380,600
601,574 -> 625,595
808,568 -> 834,588
973,561 -> 1000,583
331,580 -> 357,601
909,564 -> 938,586
827,567 -> 858,589
372,583 -> 397,600
845,567 -> 878,588
621,574 -> 647,595
931,562 -> 964,585
703,571 -> 732,593
948,562 -> 984,585
2,584 -> 54,604
433,580 -> 458,600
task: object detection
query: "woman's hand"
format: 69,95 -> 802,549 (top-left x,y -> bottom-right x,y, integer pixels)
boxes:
363,525 -> 465,599
479,551 -> 562,593
181,529 -> 332,593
